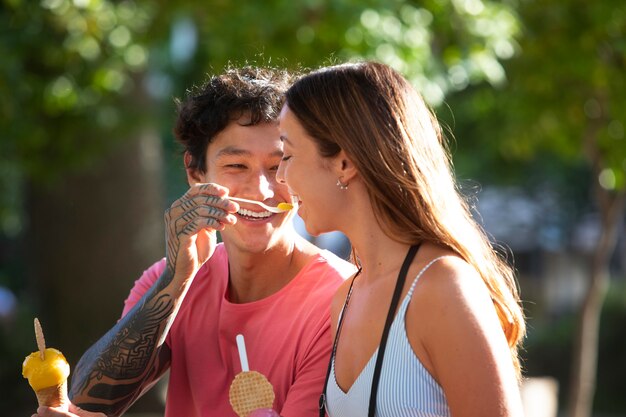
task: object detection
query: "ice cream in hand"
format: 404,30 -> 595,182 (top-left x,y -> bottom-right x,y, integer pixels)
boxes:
229,334 -> 275,417
22,318 -> 70,410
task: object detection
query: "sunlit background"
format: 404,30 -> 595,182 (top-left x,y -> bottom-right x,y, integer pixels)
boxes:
1,1 -> 625,416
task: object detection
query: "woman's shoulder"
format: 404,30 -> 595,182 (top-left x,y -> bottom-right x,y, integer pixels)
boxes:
408,247 -> 503,343
411,246 -> 487,304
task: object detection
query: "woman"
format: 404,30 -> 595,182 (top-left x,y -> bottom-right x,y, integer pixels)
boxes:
277,61 -> 525,417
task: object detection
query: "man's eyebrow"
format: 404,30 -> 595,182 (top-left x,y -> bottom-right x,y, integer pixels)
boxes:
216,146 -> 283,158
215,147 -> 251,158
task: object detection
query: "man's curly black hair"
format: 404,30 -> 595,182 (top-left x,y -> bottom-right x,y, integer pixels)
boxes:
173,66 -> 294,172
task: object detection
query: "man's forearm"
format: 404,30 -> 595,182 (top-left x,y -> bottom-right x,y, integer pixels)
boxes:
69,269 -> 179,416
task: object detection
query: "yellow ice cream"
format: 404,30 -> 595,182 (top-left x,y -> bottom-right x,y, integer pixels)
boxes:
22,348 -> 70,391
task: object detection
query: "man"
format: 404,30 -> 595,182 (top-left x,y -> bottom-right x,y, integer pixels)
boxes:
45,67 -> 355,417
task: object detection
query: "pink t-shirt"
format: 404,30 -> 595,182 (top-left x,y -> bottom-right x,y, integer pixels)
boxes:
122,243 -> 355,417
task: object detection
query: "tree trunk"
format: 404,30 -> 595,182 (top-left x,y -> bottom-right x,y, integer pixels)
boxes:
567,188 -> 625,417
25,130 -> 166,412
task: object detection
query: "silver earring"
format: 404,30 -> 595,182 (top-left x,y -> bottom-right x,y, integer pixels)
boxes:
336,179 -> 348,190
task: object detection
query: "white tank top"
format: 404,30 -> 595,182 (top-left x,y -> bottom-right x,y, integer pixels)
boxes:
326,257 -> 451,417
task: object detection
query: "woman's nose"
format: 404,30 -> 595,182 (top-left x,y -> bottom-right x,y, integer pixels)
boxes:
276,161 -> 287,185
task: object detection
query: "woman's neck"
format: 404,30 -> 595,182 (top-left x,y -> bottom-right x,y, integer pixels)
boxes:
340,201 -> 412,284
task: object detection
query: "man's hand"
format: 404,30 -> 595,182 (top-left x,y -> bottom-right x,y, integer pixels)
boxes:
164,183 -> 238,278
33,404 -> 105,417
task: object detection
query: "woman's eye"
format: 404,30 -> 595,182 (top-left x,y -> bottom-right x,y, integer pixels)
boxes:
281,155 -> 292,162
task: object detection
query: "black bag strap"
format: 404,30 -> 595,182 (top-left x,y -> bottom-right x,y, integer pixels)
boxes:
367,244 -> 419,416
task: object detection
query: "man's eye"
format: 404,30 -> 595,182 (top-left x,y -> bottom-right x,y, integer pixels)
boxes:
225,164 -> 246,169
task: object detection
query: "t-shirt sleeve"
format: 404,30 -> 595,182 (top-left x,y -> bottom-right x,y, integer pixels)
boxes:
121,258 -> 167,318
279,313 -> 332,417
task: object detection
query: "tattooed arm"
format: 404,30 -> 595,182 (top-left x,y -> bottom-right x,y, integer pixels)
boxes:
69,184 -> 238,416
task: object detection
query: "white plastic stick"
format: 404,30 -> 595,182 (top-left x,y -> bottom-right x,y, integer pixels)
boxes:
236,334 -> 249,372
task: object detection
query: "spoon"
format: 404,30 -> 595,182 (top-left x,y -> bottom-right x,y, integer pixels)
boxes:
228,197 -> 293,214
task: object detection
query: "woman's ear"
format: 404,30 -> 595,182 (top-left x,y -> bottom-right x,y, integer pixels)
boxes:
333,149 -> 358,184
184,152 -> 205,186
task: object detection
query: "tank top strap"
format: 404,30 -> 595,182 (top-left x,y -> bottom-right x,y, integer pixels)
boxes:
406,256 -> 454,299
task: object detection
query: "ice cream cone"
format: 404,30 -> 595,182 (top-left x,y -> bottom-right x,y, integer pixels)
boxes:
22,318 -> 70,411
229,371 -> 275,417
35,380 -> 69,409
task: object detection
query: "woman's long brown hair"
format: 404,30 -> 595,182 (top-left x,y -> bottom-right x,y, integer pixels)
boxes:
286,61 -> 526,377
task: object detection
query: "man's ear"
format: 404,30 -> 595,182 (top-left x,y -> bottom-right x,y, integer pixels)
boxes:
333,150 -> 358,184
184,152 -> 205,186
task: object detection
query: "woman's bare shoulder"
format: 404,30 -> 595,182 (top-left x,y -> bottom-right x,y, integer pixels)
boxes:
407,253 -> 501,348
411,253 -> 491,312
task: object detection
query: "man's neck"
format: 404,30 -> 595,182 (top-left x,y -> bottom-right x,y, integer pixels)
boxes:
224,235 -> 319,303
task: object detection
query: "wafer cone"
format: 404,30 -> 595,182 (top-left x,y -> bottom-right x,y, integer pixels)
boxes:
229,371 -> 275,417
22,319 -> 70,411
35,380 -> 69,409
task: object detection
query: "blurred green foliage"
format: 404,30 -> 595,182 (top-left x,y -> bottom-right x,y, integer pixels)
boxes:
0,0 -> 155,236
447,0 -> 626,190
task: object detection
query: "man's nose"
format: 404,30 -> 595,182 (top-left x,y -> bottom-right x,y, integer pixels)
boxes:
244,171 -> 275,201
258,174 -> 274,199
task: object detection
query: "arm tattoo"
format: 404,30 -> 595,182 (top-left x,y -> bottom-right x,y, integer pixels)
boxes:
93,294 -> 171,379
164,209 -> 179,274
70,270 -> 177,415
